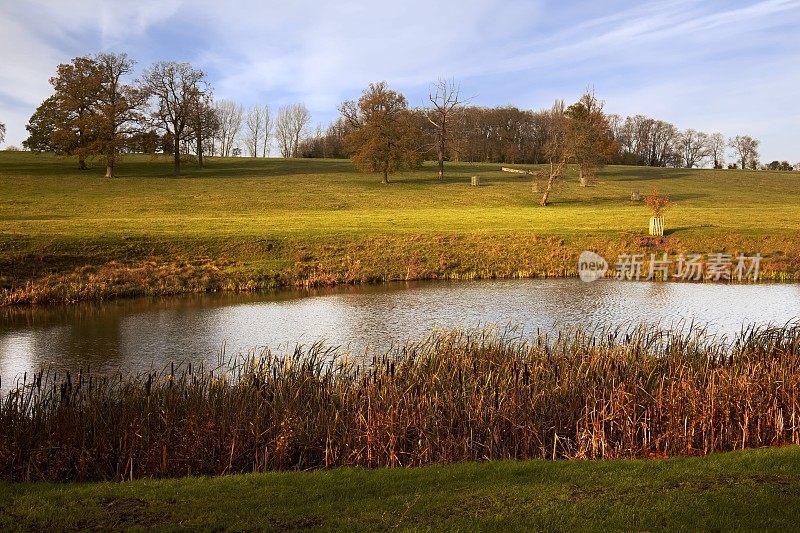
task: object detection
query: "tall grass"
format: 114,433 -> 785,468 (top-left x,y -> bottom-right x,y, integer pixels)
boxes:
2,323 -> 799,482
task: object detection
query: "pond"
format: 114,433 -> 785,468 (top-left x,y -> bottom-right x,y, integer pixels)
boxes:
2,278 -> 799,380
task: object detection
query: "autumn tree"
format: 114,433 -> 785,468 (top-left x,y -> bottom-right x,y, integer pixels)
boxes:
275,103 -> 310,158
425,78 -> 465,180
31,56 -> 103,169
90,53 -> 146,177
728,135 -> 760,171
142,61 -> 207,175
340,82 -> 422,184
564,91 -> 616,186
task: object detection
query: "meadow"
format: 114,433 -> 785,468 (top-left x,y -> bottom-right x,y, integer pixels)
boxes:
2,446 -> 800,531
1,151 -> 799,304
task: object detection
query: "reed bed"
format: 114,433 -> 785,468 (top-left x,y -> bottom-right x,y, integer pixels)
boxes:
2,323 -> 800,482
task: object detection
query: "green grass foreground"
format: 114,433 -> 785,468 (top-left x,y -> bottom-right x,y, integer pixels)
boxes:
2,446 -> 799,531
2,152 -> 800,304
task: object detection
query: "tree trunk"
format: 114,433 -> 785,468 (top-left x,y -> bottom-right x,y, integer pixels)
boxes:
579,167 -> 586,187
382,170 -> 389,184
437,127 -> 445,180
196,131 -> 204,168
173,135 -> 181,176
79,158 -> 87,170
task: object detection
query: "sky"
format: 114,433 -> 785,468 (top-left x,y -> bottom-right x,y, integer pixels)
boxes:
1,0 -> 799,163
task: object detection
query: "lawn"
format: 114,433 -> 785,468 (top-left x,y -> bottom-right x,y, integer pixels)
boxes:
1,446 -> 799,531
1,151 -> 799,303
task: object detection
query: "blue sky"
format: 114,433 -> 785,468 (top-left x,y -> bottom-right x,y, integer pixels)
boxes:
1,0 -> 799,162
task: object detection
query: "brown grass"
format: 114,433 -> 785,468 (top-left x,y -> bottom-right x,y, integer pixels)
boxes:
2,323 -> 799,482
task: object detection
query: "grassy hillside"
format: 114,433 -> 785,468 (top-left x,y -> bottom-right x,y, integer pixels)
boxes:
1,152 -> 799,303
2,446 -> 799,531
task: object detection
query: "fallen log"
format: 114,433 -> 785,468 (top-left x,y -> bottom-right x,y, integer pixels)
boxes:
501,166 -> 536,176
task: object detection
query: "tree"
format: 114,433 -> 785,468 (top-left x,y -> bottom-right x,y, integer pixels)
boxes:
425,78 -> 465,180
43,56 -> 104,169
189,92 -> 215,167
261,105 -> 272,157
564,91 -> 616,186
24,96 -> 60,152
707,133 -> 725,169
340,82 -> 422,183
142,61 -> 207,175
275,103 -> 310,158
213,100 -> 243,157
676,129 -> 710,168
90,53 -> 146,177
539,100 -> 568,206
728,135 -> 760,171
244,105 -> 270,157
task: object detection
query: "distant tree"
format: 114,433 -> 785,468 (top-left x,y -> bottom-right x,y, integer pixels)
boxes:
340,82 -> 422,183
244,105 -> 268,157
707,133 -> 726,169
213,100 -> 243,157
3,145 -> 20,151
261,105 -> 272,157
539,100 -> 568,206
676,129 -> 710,168
275,103 -> 310,158
565,91 -> 616,186
127,130 -> 160,154
188,93 -> 215,167
425,78 -> 465,180
767,160 -> 793,171
142,61 -> 207,175
728,135 -> 760,171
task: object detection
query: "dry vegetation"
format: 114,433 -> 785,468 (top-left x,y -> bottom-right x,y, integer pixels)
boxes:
3,323 -> 799,482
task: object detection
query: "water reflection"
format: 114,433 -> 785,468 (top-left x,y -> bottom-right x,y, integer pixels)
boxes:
1,279 -> 799,379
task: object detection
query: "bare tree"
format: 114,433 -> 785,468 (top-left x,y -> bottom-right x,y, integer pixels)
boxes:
275,103 -> 310,158
707,132 -> 726,169
142,61 -> 207,175
676,129 -> 710,168
244,105 -> 265,157
728,135 -> 760,171
261,105 -> 272,157
214,100 -> 243,157
425,78 -> 464,180
539,100 -> 568,206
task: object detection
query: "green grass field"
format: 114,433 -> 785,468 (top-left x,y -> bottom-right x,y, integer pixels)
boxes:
2,446 -> 799,531
1,151 -> 799,303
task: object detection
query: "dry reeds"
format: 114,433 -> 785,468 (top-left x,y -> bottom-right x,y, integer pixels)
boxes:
2,323 -> 799,481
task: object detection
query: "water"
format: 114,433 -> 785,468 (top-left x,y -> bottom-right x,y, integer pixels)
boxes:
2,279 -> 799,379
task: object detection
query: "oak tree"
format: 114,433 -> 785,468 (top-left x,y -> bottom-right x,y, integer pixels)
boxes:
340,82 -> 422,183
142,61 -> 207,175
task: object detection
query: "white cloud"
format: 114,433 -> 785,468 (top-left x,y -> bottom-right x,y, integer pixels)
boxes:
0,0 -> 798,161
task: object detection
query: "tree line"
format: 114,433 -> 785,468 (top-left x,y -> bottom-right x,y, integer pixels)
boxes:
21,53 -> 311,176
11,53 -> 798,180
